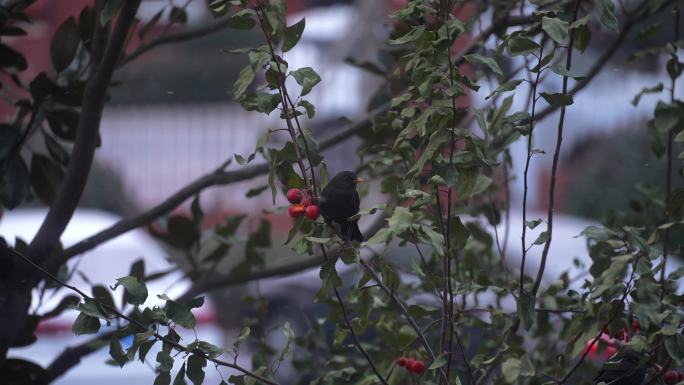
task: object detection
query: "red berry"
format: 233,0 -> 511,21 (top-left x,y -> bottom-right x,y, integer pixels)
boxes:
409,360 -> 426,374
678,372 -> 684,382
305,205 -> 320,220
300,197 -> 313,207
288,204 -> 305,217
396,357 -> 408,367
664,371 -> 679,385
286,188 -> 302,204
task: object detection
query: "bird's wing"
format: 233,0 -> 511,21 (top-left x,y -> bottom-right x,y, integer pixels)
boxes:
352,190 -> 360,212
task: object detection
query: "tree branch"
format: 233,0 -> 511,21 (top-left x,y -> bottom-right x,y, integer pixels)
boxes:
56,104 -> 388,265
29,0 -> 142,266
118,15 -> 238,68
531,0 -> 579,298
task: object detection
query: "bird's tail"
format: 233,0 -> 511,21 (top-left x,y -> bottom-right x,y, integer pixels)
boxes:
341,221 -> 363,242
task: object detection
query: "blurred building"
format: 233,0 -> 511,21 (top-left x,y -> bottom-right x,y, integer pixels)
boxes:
4,0 -> 679,224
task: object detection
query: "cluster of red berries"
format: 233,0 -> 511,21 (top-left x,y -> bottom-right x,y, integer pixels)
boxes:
663,370 -> 684,385
286,188 -> 320,220
396,356 -> 426,374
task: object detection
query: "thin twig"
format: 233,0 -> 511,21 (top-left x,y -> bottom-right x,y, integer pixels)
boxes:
520,42 -> 544,295
660,5 -> 679,302
119,16 -> 238,67
316,244 -> 389,385
532,0 -> 580,298
359,258 -> 449,384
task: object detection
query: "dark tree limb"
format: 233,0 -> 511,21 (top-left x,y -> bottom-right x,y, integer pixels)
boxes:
29,0 -> 142,267
0,1 -> 142,364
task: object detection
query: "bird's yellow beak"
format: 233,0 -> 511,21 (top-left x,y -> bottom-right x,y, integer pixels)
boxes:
353,177 -> 366,184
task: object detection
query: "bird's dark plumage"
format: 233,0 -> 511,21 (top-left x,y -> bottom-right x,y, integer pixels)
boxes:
593,349 -> 647,385
319,171 -> 364,242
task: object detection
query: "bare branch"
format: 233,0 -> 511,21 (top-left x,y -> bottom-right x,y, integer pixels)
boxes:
29,0 -> 142,266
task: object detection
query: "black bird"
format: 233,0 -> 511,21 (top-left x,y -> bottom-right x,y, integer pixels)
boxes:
319,171 -> 364,242
593,349 -> 647,385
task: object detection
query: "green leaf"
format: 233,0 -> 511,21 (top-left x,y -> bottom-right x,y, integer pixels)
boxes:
316,257 -> 342,300
197,341 -> 224,359
654,102 -> 680,133
91,285 -> 115,309
240,92 -> 281,114
485,79 -> 523,100
593,0 -> 619,32
72,312 -> 100,335
464,54 -> 502,76
675,130 -> 684,144
388,207 -> 413,234
666,334 -> 684,363
154,372 -> 171,385
282,18 -> 305,52
1,156 -> 30,209
232,327 -> 251,354
0,43 -> 27,71
30,154 -> 64,205
156,350 -> 174,372
541,16 -> 569,44
361,227 -> 393,246
138,340 -> 156,362
631,83 -> 663,106
186,354 -> 206,385
114,276 -> 148,306
450,216 -> 470,252
109,335 -> 127,367
297,100 -> 315,118
173,362 -> 186,385
300,235 -> 328,244
540,92 -> 573,106
226,9 -> 257,29
165,300 -> 196,328
573,23 -> 592,52
502,358 -> 521,383
410,129 -> 449,175
100,0 -> 124,25
525,219 -> 542,229
429,354 -> 447,370
290,67 -> 321,96
388,26 -> 425,45
666,55 -> 683,80
533,231 -> 549,245
506,36 -> 540,56
232,65 -> 255,100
